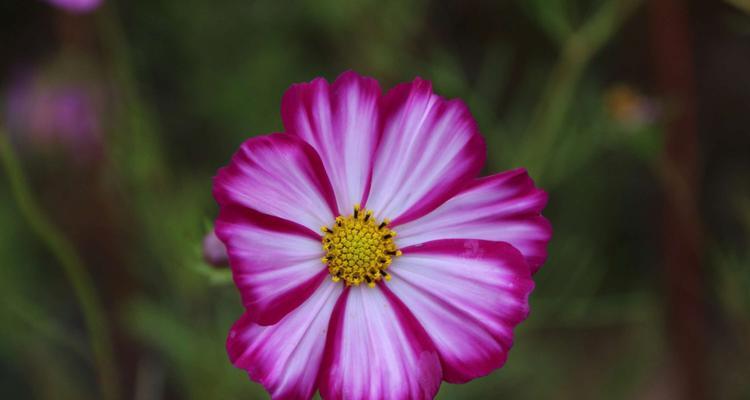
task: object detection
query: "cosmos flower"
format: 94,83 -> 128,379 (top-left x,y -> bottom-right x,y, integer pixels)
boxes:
4,66 -> 105,161
45,0 -> 102,14
213,71 -> 551,399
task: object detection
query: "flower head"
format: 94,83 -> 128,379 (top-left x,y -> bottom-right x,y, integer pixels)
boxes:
213,71 -> 551,399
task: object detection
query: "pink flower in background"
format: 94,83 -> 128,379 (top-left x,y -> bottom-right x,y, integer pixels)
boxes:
4,67 -> 104,160
213,71 -> 551,399
46,0 -> 102,13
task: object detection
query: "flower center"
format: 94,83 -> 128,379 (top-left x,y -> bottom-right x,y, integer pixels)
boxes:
321,205 -> 401,287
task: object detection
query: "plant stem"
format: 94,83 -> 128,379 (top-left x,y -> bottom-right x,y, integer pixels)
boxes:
649,0 -> 706,397
0,132 -> 120,400
517,0 -> 644,181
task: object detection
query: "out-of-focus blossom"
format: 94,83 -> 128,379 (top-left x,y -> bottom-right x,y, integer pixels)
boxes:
46,0 -> 102,14
214,71 -> 551,399
203,230 -> 229,268
605,83 -> 661,128
4,65 -> 105,161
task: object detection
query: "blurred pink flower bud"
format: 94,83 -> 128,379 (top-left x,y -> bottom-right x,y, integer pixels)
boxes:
4,64 -> 106,161
203,230 -> 228,268
46,0 -> 103,14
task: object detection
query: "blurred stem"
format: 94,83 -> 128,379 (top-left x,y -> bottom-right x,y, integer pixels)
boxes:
96,4 -> 179,270
517,0 -> 643,181
3,295 -> 91,361
725,0 -> 750,15
649,0 -> 706,397
0,132 -> 120,400
96,3 -> 166,185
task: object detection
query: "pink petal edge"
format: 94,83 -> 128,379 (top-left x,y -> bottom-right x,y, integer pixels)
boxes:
227,279 -> 343,399
216,205 -> 327,325
366,77 -> 486,225
396,168 -> 552,273
282,71 -> 382,214
213,133 -> 339,233
318,285 -> 443,400
390,239 -> 535,383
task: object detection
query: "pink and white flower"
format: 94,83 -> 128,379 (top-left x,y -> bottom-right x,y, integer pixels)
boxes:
214,71 -> 551,399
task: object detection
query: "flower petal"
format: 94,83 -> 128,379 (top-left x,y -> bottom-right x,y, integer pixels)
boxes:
282,71 -> 381,213
396,168 -> 551,272
319,286 -> 442,400
388,239 -> 534,383
366,78 -> 485,225
216,205 -> 326,325
213,133 -> 338,233
227,279 -> 342,400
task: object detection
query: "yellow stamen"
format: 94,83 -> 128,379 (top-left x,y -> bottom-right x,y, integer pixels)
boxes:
320,205 -> 401,287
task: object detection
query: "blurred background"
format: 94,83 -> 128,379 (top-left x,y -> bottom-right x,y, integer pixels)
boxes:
1,0 -> 749,399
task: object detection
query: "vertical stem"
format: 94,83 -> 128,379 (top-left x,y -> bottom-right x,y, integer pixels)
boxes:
648,0 -> 707,399
0,132 -> 120,400
517,35 -> 587,177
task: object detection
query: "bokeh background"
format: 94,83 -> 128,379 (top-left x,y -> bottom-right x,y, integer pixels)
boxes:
1,0 -> 749,399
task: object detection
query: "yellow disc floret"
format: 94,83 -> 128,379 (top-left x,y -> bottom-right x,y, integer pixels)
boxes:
321,205 -> 402,288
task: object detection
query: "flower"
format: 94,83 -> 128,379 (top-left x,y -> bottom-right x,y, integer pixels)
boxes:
213,71 -> 551,399
45,0 -> 102,13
